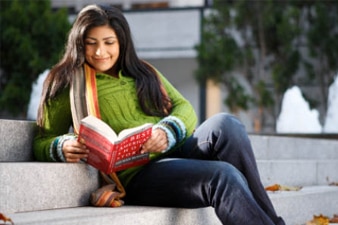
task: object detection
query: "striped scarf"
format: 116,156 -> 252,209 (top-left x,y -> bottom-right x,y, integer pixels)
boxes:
70,63 -> 126,207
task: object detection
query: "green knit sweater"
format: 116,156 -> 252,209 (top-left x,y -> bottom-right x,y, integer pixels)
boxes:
33,70 -> 197,185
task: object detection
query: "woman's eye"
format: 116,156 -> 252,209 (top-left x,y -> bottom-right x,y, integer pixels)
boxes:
85,42 -> 96,45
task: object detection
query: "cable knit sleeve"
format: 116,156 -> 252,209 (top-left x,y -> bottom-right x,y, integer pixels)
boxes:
155,72 -> 198,151
33,87 -> 75,162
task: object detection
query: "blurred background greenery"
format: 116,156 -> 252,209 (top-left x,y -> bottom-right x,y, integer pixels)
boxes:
1,0 -> 337,130
0,0 -> 70,117
195,0 -> 338,129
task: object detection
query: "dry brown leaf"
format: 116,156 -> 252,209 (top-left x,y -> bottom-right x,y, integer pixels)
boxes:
265,184 -> 280,191
306,214 -> 329,225
326,177 -> 338,186
329,214 -> 338,223
329,182 -> 338,186
265,184 -> 302,192
0,212 -> 14,225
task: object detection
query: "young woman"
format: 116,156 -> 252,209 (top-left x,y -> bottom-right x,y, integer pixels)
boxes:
34,4 -> 285,225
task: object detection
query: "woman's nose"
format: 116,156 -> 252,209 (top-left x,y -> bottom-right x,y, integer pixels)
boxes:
95,48 -> 101,56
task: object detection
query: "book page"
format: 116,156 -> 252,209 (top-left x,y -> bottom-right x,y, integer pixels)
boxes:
80,115 -> 153,144
80,115 -> 118,142
117,123 -> 153,141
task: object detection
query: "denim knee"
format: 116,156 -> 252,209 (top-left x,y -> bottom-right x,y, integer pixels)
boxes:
208,162 -> 249,205
210,113 -> 245,133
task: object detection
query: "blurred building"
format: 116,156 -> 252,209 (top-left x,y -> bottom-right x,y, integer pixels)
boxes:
51,0 -> 207,12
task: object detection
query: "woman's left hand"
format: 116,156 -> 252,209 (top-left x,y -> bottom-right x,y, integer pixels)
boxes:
140,128 -> 168,154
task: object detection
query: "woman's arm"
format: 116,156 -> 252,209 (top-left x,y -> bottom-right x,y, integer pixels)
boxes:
154,72 -> 198,150
33,87 -> 75,162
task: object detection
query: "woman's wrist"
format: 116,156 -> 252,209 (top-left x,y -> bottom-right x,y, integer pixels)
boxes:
49,134 -> 77,162
153,115 -> 186,152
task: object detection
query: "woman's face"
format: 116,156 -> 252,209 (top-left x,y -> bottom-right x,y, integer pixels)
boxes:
84,25 -> 120,75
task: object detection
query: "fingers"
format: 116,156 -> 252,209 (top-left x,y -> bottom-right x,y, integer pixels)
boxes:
141,129 -> 168,154
62,140 -> 89,163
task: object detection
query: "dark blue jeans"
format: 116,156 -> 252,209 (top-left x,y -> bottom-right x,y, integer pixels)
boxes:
124,113 -> 285,225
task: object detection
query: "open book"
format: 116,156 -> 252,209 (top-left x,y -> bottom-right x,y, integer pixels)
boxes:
78,115 -> 152,173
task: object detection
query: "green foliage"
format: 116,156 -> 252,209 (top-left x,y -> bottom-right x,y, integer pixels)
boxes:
195,4 -> 242,83
255,81 -> 274,108
194,0 -> 337,121
305,2 -> 338,95
272,50 -> 301,94
225,77 -> 254,112
0,0 -> 70,116
306,2 -> 338,64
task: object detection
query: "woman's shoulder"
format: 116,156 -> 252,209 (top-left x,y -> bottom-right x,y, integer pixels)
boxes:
48,86 -> 70,105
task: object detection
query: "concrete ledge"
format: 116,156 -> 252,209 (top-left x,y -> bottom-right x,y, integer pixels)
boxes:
250,135 -> 338,160
2,119 -> 338,163
7,186 -> 338,225
8,206 -> 221,225
0,119 -> 36,162
257,159 -> 338,187
269,185 -> 338,225
1,160 -> 337,215
0,163 -> 100,213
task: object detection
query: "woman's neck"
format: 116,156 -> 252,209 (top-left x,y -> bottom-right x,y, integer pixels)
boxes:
98,66 -> 119,78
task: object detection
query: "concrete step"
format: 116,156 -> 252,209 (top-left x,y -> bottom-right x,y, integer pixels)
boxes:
0,163 -> 99,213
6,186 -> 338,225
257,159 -> 338,187
2,120 -> 338,162
1,119 -> 338,223
250,134 -> 338,160
269,185 -> 338,225
0,119 -> 36,162
1,160 -> 337,214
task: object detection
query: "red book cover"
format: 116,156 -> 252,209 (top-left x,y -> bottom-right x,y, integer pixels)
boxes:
78,115 -> 152,173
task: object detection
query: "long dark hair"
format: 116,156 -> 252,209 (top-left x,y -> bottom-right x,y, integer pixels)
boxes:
37,4 -> 171,127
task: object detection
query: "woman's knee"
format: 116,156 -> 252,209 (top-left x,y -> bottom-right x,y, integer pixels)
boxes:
213,113 -> 244,129
210,162 -> 248,188
207,113 -> 247,140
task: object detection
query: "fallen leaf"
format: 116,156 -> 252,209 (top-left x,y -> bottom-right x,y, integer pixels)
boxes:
329,214 -> 338,223
265,184 -> 280,191
0,212 -> 14,225
306,215 -> 329,225
306,214 -> 329,225
265,184 -> 302,192
326,177 -> 338,186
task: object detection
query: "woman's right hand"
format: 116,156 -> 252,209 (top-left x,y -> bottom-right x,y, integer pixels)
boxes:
140,128 -> 168,154
62,140 -> 89,163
